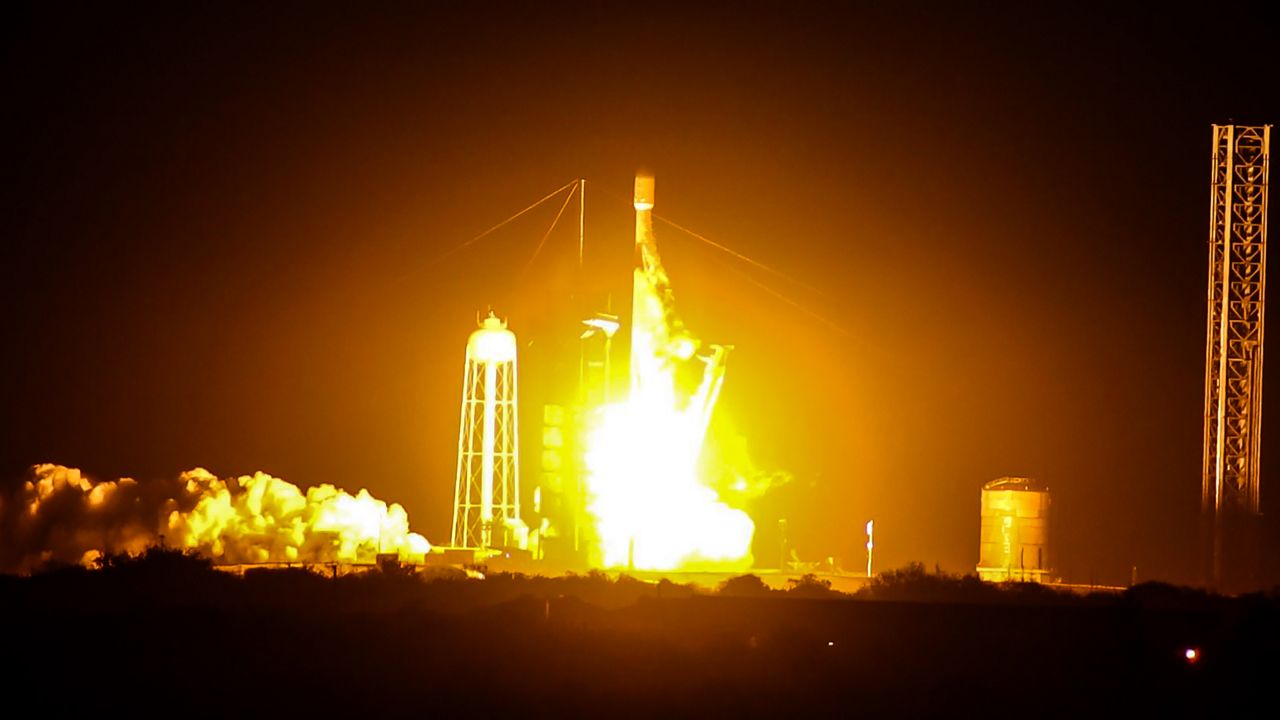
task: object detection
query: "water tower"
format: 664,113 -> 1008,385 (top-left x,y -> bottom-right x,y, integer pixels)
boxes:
451,312 -> 526,551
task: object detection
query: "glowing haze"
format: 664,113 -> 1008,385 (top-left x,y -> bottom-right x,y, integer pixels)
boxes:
1,463 -> 429,573
582,175 -> 756,571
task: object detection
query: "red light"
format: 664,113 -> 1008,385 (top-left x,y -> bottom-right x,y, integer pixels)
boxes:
1184,648 -> 1200,663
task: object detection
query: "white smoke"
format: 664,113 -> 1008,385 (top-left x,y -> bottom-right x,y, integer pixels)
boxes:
0,464 -> 431,573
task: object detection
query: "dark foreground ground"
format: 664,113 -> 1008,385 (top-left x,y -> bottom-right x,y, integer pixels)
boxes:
3,552 -> 1277,719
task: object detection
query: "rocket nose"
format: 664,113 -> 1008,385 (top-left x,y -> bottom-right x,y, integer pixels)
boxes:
634,172 -> 654,211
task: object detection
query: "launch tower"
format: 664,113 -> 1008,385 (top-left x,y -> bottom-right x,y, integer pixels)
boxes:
1202,124 -> 1270,591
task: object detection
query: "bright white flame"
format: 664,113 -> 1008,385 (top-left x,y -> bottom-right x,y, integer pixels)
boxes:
585,397 -> 754,570
581,194 -> 755,572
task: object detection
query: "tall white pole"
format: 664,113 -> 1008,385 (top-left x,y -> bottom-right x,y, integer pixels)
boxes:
865,520 -> 874,578
578,178 -> 585,269
481,358 -> 497,547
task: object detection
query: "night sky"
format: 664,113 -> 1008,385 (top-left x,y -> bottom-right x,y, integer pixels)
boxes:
5,2 -> 1278,586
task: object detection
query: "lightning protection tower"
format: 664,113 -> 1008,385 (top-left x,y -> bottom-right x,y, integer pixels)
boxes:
1203,124 -> 1270,591
452,311 -> 524,550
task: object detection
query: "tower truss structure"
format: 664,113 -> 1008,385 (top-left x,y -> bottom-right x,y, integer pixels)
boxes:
1202,124 -> 1271,590
452,312 -> 524,550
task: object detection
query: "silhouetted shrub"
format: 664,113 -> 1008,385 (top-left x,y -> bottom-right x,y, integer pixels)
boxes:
656,578 -> 696,599
96,545 -> 213,576
857,562 -> 996,603
719,574 -> 775,597
786,573 -> 839,598
1122,581 -> 1218,611
857,562 -> 1091,605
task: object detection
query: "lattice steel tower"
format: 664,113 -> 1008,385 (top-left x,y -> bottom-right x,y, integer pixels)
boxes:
452,312 -> 525,550
1202,124 -> 1271,591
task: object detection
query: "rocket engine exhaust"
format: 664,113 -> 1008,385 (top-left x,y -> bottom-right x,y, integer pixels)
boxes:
0,463 -> 430,573
580,173 -> 756,571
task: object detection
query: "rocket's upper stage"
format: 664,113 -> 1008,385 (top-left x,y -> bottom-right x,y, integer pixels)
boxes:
633,173 -> 655,212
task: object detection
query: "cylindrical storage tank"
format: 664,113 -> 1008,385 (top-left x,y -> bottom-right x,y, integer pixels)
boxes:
976,477 -> 1051,582
467,315 -> 517,364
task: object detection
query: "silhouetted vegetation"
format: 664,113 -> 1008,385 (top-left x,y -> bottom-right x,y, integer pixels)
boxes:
786,573 -> 837,598
4,555 -> 1277,717
854,561 -> 1080,605
718,573 -> 774,597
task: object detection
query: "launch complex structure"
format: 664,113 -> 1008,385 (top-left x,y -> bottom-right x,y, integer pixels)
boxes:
444,173 -> 740,572
1202,125 -> 1271,593
439,123 -> 1273,589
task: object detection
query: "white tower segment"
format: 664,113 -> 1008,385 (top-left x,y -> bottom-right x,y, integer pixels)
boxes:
452,311 -> 523,550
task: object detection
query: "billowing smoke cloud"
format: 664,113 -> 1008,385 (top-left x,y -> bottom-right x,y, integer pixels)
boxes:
0,464 -> 430,573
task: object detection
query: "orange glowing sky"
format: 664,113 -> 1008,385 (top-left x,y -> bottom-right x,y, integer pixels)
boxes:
4,2 -> 1278,585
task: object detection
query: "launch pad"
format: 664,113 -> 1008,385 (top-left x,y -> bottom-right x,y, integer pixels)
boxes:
11,130 -> 1270,590
445,173 -> 760,575
441,124 -> 1274,591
